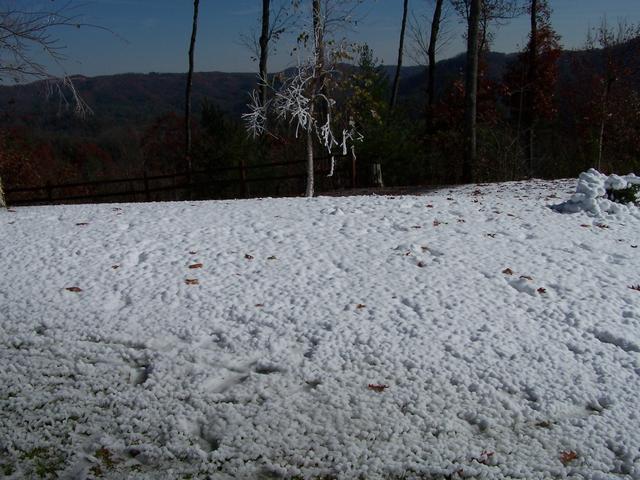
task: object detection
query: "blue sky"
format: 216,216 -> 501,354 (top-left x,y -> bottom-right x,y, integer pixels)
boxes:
40,0 -> 640,77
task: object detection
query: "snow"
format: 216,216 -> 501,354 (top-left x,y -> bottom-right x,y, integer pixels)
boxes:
553,169 -> 640,217
1,178 -> 640,479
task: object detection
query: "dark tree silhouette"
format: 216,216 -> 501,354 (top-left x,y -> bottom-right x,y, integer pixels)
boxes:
390,0 -> 410,111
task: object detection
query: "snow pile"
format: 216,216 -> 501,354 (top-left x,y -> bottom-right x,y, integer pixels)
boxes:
554,168 -> 640,216
1,179 -> 640,479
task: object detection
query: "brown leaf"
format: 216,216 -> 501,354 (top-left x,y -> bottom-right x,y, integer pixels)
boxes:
537,287 -> 547,294
255,303 -> 265,307
65,287 -> 83,292
486,233 -> 496,238
426,204 -> 434,208
560,450 -> 578,465
188,263 -> 203,269
412,225 -> 422,229
417,261 -> 426,268
189,251 -> 198,255
267,255 -> 277,260
433,220 -> 441,227
457,218 -> 466,223
356,304 -> 366,309
580,224 -> 591,228
111,265 -> 120,270
185,279 -> 199,285
502,268 -> 514,275
368,384 -> 389,392
245,254 -> 254,260
629,285 -> 640,292
76,222 -> 89,226
520,275 -> 533,281
595,223 -> 609,229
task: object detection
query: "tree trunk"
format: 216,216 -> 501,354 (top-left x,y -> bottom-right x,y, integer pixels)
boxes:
525,0 -> 538,177
185,0 -> 200,177
0,175 -> 6,208
462,0 -> 481,184
306,104 -> 315,197
597,78 -> 612,171
426,0 -> 444,115
390,0 -> 409,111
259,0 -> 270,106
305,0 -> 324,198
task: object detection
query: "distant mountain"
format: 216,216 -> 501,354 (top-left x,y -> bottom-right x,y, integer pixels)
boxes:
0,40 -> 637,132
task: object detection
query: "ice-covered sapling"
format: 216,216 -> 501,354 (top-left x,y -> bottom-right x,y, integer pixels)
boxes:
242,0 -> 363,197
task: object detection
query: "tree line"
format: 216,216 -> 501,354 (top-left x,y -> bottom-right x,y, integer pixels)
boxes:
1,0 -> 639,203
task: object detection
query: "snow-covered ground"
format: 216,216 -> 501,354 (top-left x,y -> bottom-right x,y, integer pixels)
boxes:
1,178 -> 640,479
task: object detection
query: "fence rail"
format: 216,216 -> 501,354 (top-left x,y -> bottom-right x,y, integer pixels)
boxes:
6,155 -> 354,206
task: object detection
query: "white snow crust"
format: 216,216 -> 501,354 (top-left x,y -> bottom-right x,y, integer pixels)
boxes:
553,169 -> 640,217
1,179 -> 640,479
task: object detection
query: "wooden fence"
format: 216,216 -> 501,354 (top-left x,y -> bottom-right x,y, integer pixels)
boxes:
5,155 -> 355,206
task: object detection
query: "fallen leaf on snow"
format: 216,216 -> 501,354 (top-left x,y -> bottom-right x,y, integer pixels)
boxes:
417,261 -> 426,268
368,384 -> 389,392
185,279 -> 199,285
111,265 -> 120,270
65,287 -> 83,292
76,222 -> 89,226
580,224 -> 591,228
502,268 -> 514,275
189,251 -> 198,255
433,220 -> 441,227
629,285 -> 640,292
245,254 -> 254,260
487,233 -> 496,238
537,287 -> 547,294
255,303 -> 265,307
520,275 -> 533,281
356,304 -> 366,309
595,223 -> 609,229
560,450 -> 578,465
267,255 -> 277,260
188,263 -> 203,269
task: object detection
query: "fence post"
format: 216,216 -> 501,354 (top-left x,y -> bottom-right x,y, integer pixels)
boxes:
143,170 -> 150,202
351,150 -> 357,189
46,182 -> 53,203
240,158 -> 248,198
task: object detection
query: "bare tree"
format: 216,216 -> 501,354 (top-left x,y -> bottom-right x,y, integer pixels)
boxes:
408,1 -> 453,123
259,0 -> 272,106
462,0 -> 480,183
241,1 -> 297,104
185,0 -> 200,178
0,2 -> 104,114
0,1 -> 108,207
525,0 -> 537,175
451,0 -> 522,52
390,0 -> 409,111
426,0 -> 445,111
